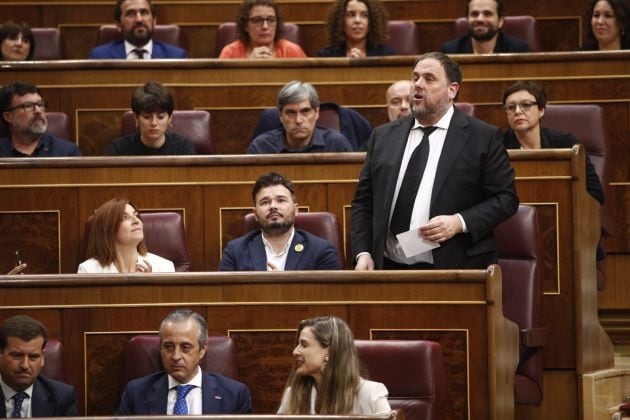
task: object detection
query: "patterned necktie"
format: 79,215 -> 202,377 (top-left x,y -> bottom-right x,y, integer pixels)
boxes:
133,48 -> 146,59
390,126 -> 438,235
12,392 -> 28,418
173,384 -> 194,415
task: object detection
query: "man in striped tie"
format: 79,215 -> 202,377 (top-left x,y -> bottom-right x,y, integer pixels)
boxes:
0,315 -> 77,417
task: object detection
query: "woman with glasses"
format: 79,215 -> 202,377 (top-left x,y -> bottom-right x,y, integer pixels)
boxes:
0,20 -> 35,61
317,0 -> 394,57
278,316 -> 391,415
502,80 -> 604,204
219,0 -> 306,58
78,198 -> 175,273
582,0 -> 630,50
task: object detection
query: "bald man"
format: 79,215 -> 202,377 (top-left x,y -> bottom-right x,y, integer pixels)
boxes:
386,80 -> 413,122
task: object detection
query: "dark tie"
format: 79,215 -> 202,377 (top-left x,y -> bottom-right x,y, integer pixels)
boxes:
133,48 -> 146,59
12,392 -> 28,418
173,384 -> 194,415
390,126 -> 438,235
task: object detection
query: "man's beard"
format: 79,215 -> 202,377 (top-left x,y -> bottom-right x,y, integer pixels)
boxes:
125,25 -> 153,46
470,25 -> 499,41
15,116 -> 47,141
262,220 -> 293,237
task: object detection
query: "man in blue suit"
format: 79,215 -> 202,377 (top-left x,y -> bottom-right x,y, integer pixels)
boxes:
0,315 -> 77,417
116,309 -> 252,415
89,0 -> 186,59
219,172 -> 342,271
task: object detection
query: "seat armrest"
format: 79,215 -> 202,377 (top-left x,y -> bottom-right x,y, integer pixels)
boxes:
520,327 -> 548,347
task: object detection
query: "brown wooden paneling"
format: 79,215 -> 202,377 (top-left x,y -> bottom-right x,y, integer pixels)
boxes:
0,268 -> 518,419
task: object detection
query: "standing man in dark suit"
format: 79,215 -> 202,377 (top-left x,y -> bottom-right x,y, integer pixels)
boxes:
116,309 -> 252,415
441,0 -> 529,54
0,315 -> 77,417
89,0 -> 187,59
219,172 -> 342,271
351,52 -> 518,270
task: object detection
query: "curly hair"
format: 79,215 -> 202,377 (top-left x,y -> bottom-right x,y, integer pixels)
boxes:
325,0 -> 389,50
235,0 -> 285,45
583,0 -> 630,49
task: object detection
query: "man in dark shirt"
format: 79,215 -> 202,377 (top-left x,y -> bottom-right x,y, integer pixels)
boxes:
0,81 -> 80,157
248,81 -> 353,154
441,0 -> 529,54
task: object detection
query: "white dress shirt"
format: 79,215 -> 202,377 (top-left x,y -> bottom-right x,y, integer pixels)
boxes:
262,228 -> 295,271
166,367 -> 203,415
125,40 -> 153,59
1,375 -> 33,418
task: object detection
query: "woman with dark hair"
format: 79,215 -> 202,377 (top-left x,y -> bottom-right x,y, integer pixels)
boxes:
78,198 -> 175,273
583,0 -> 630,50
219,0 -> 306,58
0,20 -> 35,61
317,0 -> 394,57
107,81 -> 196,155
278,316 -> 391,415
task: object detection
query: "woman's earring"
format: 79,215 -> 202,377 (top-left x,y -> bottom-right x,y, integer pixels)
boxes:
320,355 -> 329,374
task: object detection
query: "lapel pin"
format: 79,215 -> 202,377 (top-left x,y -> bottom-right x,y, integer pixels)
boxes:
214,396 -> 222,400
295,244 -> 304,252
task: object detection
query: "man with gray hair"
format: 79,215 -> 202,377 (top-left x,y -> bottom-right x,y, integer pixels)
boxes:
248,80 -> 353,153
116,309 -> 252,415
0,81 -> 80,157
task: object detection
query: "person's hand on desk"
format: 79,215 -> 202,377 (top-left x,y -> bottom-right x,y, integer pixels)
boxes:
7,263 -> 27,275
355,254 -> 374,271
248,46 -> 274,58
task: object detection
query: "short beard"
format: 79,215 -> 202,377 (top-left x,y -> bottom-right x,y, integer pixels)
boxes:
262,220 -> 293,237
470,26 -> 499,41
125,26 -> 153,47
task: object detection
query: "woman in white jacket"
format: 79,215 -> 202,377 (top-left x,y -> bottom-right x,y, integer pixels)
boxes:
278,315 -> 391,415
78,198 -> 174,273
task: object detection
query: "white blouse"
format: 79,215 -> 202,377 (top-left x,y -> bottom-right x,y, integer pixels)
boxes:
77,252 -> 175,273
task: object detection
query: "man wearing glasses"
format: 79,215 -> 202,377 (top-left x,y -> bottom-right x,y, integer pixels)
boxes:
248,81 -> 353,154
0,81 -> 80,157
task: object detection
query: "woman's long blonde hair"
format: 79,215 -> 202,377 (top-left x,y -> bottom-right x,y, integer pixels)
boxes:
282,316 -> 361,414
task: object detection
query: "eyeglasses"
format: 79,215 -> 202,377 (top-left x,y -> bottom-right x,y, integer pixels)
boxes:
248,16 -> 277,26
5,100 -> 47,113
504,101 -> 537,113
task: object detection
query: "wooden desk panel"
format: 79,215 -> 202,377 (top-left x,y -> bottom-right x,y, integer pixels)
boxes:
0,269 -> 519,420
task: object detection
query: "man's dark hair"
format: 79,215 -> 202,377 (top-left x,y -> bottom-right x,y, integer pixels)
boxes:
501,80 -> 547,109
0,315 -> 48,351
131,81 -> 174,116
0,20 -> 36,60
466,0 -> 504,18
252,172 -> 297,204
413,52 -> 462,85
159,309 -> 208,348
235,0 -> 285,44
114,0 -> 156,21
0,80 -> 41,120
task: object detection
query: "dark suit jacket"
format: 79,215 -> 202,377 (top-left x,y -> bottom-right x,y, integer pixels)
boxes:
115,371 -> 252,415
219,229 -> 342,270
351,109 -> 519,269
0,375 -> 78,417
504,127 -> 604,204
441,32 -> 530,53
89,40 -> 187,59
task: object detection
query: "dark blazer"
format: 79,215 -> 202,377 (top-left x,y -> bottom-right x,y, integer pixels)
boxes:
0,134 -> 80,157
89,40 -> 187,59
504,127 -> 604,204
115,371 -> 252,415
351,109 -> 519,269
0,375 -> 78,417
441,32 -> 530,54
219,228 -> 342,271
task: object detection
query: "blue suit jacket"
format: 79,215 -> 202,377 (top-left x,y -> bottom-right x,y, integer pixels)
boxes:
0,375 -> 78,417
89,40 -> 187,59
219,229 -> 342,271
115,371 -> 252,415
